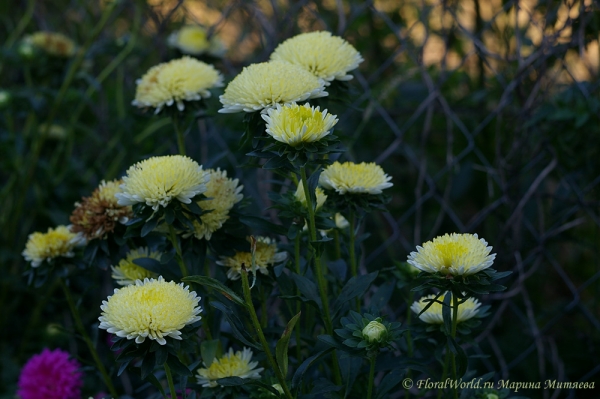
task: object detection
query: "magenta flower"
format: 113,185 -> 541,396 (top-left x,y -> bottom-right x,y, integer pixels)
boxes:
17,348 -> 83,399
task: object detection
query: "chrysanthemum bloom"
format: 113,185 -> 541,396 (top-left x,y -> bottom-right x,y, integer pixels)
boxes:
17,348 -> 83,399
190,168 -> 243,240
219,60 -> 327,113
111,247 -> 161,286
23,31 -> 76,57
196,347 -> 263,388
115,155 -> 209,211
407,233 -> 496,276
132,56 -> 223,113
216,237 -> 287,280
70,180 -> 133,240
411,293 -> 481,324
168,25 -> 225,57
22,225 -> 84,267
319,161 -> 393,195
262,102 -> 338,146
98,276 -> 202,345
295,180 -> 327,210
270,31 -> 363,83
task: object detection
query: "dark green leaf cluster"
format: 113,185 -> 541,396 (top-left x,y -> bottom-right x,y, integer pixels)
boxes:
412,268 -> 512,296
322,189 -> 391,215
334,311 -> 403,357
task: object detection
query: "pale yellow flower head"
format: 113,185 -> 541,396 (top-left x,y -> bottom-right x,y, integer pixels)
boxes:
407,233 -> 495,276
22,225 -> 84,267
411,293 -> 481,324
168,25 -> 226,57
23,31 -> 76,57
216,237 -> 287,280
294,180 -> 327,210
219,61 -> 327,113
196,347 -> 263,388
319,161 -> 393,195
270,31 -> 363,83
132,56 -> 223,113
190,168 -> 243,240
116,155 -> 209,211
262,102 -> 338,146
111,247 -> 161,286
98,276 -> 202,345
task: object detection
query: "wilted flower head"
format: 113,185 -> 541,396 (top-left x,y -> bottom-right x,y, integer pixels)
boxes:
116,155 -> 209,211
219,61 -> 327,113
22,225 -> 84,267
262,102 -> 338,146
411,293 -> 481,324
407,233 -> 495,276
70,180 -> 133,240
196,347 -> 263,388
319,161 -> 393,195
295,180 -> 327,210
23,31 -> 76,57
270,31 -> 363,83
17,348 -> 83,399
98,276 -> 202,345
132,56 -> 223,113
216,237 -> 287,280
111,247 -> 160,286
168,25 -> 225,57
362,320 -> 387,343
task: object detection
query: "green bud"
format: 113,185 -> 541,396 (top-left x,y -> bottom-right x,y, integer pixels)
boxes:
0,90 -> 11,109
362,319 -> 387,343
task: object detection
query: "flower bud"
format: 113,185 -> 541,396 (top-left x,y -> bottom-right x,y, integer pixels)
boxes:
17,41 -> 36,60
485,394 -> 499,399
272,384 -> 284,395
362,319 -> 387,343
0,90 -> 11,109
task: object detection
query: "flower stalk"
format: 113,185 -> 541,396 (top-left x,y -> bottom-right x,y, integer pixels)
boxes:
172,113 -> 186,155
168,224 -> 188,278
367,354 -> 377,399
164,363 -> 177,399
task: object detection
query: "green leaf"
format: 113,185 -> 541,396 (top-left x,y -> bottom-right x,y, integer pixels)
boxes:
210,301 -> 261,350
141,216 -> 159,237
442,292 -> 452,336
239,215 -> 288,236
201,339 -> 220,368
166,353 -> 192,376
447,336 -> 468,378
290,273 -> 322,310
276,312 -> 301,378
183,275 -> 246,307
132,257 -> 162,274
291,347 -> 334,390
332,272 -> 378,318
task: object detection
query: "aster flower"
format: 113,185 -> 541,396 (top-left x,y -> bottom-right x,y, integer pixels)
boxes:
98,276 -> 202,345
115,155 -> 209,211
70,179 -> 133,240
270,31 -> 363,83
17,348 -> 83,399
319,161 -> 393,195
411,293 -> 481,324
216,236 -> 287,280
111,247 -> 161,286
22,225 -> 84,267
219,61 -> 327,113
262,102 -> 338,146
407,233 -> 496,276
190,168 -> 243,240
294,180 -> 327,210
168,25 -> 226,57
132,56 -> 223,113
23,31 -> 76,57
196,347 -> 263,388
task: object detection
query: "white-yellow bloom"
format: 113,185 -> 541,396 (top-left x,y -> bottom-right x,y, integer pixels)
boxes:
216,237 -> 287,280
196,347 -> 263,388
294,180 -> 327,210
168,25 -> 226,57
132,56 -> 223,113
319,161 -> 393,195
219,61 -> 327,113
407,233 -> 495,276
262,102 -> 338,146
411,293 -> 481,324
111,247 -> 161,286
98,276 -> 202,345
22,225 -> 84,267
23,31 -> 76,57
116,155 -> 209,211
270,31 -> 363,83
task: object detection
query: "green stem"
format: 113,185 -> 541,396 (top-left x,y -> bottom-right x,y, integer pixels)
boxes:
405,291 -> 414,399
168,224 -> 187,278
294,234 -> 302,366
164,362 -> 178,399
241,270 -> 294,399
349,210 -> 357,278
333,229 -> 342,260
451,294 -> 459,399
59,280 -> 118,398
437,349 -> 451,399
260,285 -> 267,329
172,113 -> 186,155
367,355 -> 377,399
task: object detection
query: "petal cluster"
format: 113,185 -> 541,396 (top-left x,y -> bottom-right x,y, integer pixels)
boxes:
22,225 -> 84,267
132,56 -> 223,113
23,31 -> 76,57
219,61 -> 327,113
98,276 -> 202,345
411,293 -> 481,324
168,25 -> 225,57
196,347 -> 263,388
262,103 -> 338,145
407,233 -> 495,276
319,161 -> 393,195
111,247 -> 161,286
270,31 -> 363,82
295,180 -> 327,211
216,237 -> 287,280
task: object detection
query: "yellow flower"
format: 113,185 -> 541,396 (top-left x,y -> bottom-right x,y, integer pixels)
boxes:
216,237 -> 287,280
22,225 -> 84,267
116,155 -> 209,211
319,161 -> 393,195
190,168 -> 243,240
98,276 -> 202,345
168,25 -> 226,57
407,233 -> 495,276
411,293 -> 481,324
294,180 -> 327,210
23,31 -> 76,57
262,102 -> 338,146
270,31 -> 363,83
132,56 -> 223,113
196,347 -> 263,388
111,247 -> 160,286
70,180 -> 133,240
219,61 -> 327,113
